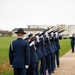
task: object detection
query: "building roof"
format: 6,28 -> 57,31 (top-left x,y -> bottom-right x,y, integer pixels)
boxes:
12,28 -> 46,31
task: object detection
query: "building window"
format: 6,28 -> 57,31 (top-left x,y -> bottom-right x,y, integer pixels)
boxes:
28,26 -> 30,28
37,26 -> 39,28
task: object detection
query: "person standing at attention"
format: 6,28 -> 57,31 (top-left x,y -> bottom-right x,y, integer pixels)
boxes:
9,28 -> 30,75
70,34 -> 75,53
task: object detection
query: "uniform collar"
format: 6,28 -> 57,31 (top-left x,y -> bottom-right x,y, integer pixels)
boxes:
17,38 -> 23,40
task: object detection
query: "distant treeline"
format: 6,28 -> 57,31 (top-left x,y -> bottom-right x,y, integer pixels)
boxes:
0,30 -> 12,36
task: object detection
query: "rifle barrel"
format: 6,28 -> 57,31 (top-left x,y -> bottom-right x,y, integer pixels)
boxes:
39,26 -> 54,36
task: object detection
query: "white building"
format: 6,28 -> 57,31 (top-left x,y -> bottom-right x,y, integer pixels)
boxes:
57,25 -> 75,36
27,25 -> 51,29
12,25 -> 75,37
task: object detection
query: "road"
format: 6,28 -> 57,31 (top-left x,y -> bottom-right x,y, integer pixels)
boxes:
52,50 -> 75,75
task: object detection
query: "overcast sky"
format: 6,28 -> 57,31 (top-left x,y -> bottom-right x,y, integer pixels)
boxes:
0,0 -> 75,31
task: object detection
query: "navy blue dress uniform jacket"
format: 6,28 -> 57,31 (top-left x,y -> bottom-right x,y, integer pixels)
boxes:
50,37 -> 57,52
54,37 -> 60,50
30,45 -> 38,64
70,36 -> 75,44
9,38 -> 30,68
70,36 -> 75,52
40,38 -> 47,56
44,38 -> 53,54
35,42 -> 43,59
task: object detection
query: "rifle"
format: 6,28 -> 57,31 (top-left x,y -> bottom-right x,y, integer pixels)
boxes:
48,30 -> 54,34
39,26 -> 54,37
48,29 -> 58,34
58,29 -> 66,33
53,29 -> 59,33
30,26 -> 54,41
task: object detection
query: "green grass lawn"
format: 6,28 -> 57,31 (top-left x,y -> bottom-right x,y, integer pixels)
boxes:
0,37 -> 16,75
0,37 -> 71,75
59,39 -> 71,57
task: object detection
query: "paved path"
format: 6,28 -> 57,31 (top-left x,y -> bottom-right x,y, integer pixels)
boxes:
52,50 -> 75,75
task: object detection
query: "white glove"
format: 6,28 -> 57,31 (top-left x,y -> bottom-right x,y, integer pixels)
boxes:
10,65 -> 12,68
59,33 -> 62,36
51,32 -> 54,37
45,32 -> 49,38
55,32 -> 58,38
30,41 -> 35,46
36,35 -> 40,42
25,65 -> 29,69
40,35 -> 43,38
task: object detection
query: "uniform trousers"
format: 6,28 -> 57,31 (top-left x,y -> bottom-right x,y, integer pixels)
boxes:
71,43 -> 74,52
55,50 -> 60,66
40,57 -> 46,75
14,68 -> 26,75
46,54 -> 52,74
51,53 -> 55,72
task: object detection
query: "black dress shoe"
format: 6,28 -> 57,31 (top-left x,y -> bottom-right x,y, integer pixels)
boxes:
52,71 -> 54,73
72,52 -> 74,53
57,65 -> 60,68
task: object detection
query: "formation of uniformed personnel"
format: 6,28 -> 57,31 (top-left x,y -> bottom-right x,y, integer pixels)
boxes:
25,32 -> 38,75
69,34 -> 75,53
9,27 -> 63,75
54,32 -> 62,68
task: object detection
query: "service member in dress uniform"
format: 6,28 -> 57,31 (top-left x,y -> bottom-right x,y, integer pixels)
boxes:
54,32 -> 61,68
35,33 -> 43,75
9,28 -> 30,75
26,32 -> 38,75
39,34 -> 47,75
49,31 -> 59,73
70,34 -> 75,53
44,32 -> 52,75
